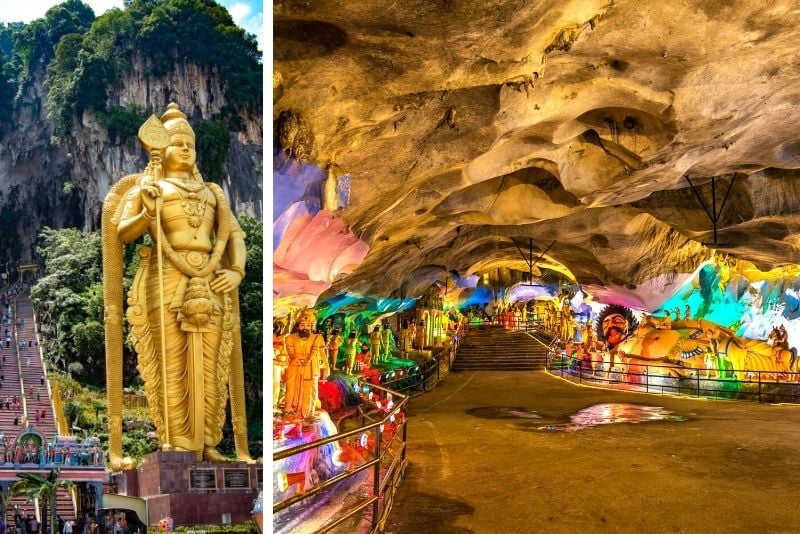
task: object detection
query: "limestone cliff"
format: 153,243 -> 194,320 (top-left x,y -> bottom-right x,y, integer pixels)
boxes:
1,52 -> 262,262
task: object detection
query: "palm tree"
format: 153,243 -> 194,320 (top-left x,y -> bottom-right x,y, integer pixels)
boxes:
10,468 -> 74,534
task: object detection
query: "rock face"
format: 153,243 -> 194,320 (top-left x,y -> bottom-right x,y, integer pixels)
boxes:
274,0 -> 800,299
1,56 -> 262,260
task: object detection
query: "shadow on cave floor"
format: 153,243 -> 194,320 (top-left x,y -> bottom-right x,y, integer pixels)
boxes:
383,464 -> 476,534
375,370 -> 800,533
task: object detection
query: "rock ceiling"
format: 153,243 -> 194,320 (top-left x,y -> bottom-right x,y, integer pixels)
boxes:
273,0 -> 800,302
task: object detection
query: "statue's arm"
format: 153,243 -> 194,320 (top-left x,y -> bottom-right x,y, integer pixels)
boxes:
312,334 -> 326,357
117,179 -> 159,243
211,194 -> 246,294
284,336 -> 295,360
225,226 -> 247,280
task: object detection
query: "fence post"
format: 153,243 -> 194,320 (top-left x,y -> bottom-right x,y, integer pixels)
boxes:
645,368 -> 649,393
401,420 -> 407,462
758,372 -> 762,403
372,426 -> 383,531
696,372 -> 700,397
437,356 -> 440,381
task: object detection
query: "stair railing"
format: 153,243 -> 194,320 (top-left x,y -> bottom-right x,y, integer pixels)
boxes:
12,295 -> 28,424
31,298 -> 58,428
273,380 -> 409,533
381,322 -> 463,393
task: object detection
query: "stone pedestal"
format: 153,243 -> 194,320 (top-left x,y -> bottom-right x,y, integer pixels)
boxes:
114,451 -> 262,526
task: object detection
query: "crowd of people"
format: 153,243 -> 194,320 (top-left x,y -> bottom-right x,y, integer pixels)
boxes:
5,511 -> 116,534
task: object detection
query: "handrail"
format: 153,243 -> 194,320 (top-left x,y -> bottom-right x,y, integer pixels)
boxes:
30,301 -> 58,428
12,294 -> 28,423
462,316 -> 554,336
316,497 -> 378,534
545,347 -> 800,403
378,324 -> 462,394
273,378 -> 410,533
274,394 -> 409,461
273,457 -> 381,513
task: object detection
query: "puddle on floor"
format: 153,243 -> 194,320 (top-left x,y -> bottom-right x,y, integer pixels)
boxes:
537,403 -> 686,432
466,406 -> 543,419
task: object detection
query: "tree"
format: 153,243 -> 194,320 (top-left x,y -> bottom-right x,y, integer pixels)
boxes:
31,228 -> 108,385
238,215 -> 263,421
10,468 -> 75,534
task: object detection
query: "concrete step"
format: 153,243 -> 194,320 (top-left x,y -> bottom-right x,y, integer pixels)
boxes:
455,327 -> 551,371
459,346 -> 545,349
455,359 -> 544,364
459,352 -> 547,356
452,365 -> 542,371
458,354 -> 545,358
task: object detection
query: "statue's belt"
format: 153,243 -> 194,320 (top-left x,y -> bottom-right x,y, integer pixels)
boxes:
151,249 -> 212,271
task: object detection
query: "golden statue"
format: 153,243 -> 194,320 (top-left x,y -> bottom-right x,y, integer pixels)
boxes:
103,103 -> 252,469
398,321 -> 411,358
283,310 -> 325,418
381,324 -> 394,361
327,328 -> 343,371
344,332 -> 358,374
369,326 -> 382,366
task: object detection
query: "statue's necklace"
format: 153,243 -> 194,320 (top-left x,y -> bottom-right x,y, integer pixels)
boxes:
165,178 -> 209,229
183,189 -> 209,229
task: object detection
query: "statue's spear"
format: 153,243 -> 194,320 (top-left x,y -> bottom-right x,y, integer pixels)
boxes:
138,116 -> 172,450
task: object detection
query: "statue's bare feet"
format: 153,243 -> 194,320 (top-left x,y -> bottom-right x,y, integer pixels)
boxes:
236,452 -> 257,463
203,447 -> 231,462
108,455 -> 137,471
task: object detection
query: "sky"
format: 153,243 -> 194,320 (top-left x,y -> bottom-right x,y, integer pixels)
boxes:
0,0 -> 264,51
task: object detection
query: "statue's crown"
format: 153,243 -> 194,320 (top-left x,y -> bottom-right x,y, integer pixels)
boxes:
161,102 -> 195,138
297,309 -> 317,324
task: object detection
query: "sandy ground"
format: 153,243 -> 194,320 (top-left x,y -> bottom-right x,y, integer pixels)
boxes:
383,370 -> 800,534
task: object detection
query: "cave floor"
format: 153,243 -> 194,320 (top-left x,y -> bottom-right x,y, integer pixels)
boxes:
383,370 -> 800,534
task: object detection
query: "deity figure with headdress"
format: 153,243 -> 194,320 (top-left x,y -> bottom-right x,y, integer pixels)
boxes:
283,309 -> 326,419
103,103 -> 251,468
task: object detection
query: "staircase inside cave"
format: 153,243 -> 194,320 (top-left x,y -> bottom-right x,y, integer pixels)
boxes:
453,325 -> 549,371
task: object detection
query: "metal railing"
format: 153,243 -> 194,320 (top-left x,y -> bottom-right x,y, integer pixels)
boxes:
545,348 -> 800,404
273,381 -> 409,533
462,316 -> 553,334
380,325 -> 462,394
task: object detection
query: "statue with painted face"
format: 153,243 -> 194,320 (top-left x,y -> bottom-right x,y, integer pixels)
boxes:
284,309 -> 326,419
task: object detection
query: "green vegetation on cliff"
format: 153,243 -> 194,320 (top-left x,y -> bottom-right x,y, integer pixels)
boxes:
31,217 -> 264,460
0,0 -> 261,135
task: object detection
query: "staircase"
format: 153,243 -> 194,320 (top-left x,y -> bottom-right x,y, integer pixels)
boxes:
6,291 -> 75,522
453,325 -> 548,371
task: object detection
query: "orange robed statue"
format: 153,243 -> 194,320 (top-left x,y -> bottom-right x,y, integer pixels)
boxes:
283,310 -> 326,419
